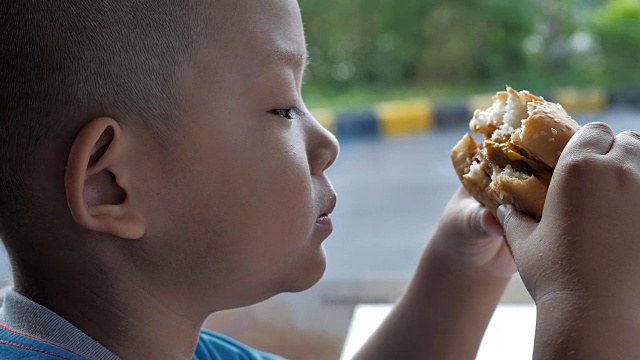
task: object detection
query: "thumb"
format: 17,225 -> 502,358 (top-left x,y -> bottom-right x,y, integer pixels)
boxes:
472,207 -> 503,239
497,205 -> 538,254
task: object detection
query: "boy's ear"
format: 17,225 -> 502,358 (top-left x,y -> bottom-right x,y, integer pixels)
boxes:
65,117 -> 146,239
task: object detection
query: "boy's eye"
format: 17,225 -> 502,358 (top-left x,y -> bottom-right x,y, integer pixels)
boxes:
270,107 -> 300,120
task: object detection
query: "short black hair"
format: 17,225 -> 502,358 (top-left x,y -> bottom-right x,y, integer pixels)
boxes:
0,1 -> 202,235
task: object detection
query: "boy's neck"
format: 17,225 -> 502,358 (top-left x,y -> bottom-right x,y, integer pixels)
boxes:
14,265 -> 206,360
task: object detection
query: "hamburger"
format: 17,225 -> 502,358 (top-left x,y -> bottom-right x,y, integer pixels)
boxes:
451,87 -> 581,219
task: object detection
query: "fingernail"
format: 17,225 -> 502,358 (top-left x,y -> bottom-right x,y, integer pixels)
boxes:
481,209 -> 504,238
476,208 -> 488,235
497,205 -> 508,224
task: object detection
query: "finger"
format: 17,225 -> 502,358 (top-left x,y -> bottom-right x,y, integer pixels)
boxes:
561,123 -> 614,159
609,131 -> 640,170
457,186 -> 504,239
497,205 -> 537,254
480,209 -> 504,239
453,185 -> 473,201
468,206 -> 502,239
468,206 -> 490,239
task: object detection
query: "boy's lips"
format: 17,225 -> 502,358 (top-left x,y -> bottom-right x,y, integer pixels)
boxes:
315,193 -> 336,233
318,193 -> 337,218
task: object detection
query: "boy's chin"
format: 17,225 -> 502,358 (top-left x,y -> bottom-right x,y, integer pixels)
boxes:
282,256 -> 327,294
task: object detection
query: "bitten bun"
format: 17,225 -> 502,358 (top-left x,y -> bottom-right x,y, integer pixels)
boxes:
451,87 -> 580,218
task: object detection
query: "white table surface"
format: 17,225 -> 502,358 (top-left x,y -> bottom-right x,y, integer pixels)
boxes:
341,304 -> 536,360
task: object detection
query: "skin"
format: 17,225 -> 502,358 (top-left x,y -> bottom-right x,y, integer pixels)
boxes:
10,1 -> 636,359
499,123 -> 640,359
354,188 -> 517,360
18,1 -> 339,359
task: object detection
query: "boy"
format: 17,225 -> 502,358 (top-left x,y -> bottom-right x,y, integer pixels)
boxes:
0,0 -> 638,359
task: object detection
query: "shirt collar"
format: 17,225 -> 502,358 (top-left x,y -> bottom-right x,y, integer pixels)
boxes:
0,288 -> 119,360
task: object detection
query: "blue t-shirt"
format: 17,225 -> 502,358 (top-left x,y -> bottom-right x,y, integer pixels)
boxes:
194,330 -> 284,360
0,324 -> 284,359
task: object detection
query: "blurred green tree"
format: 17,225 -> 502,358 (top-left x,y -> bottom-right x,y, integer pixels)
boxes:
299,0 -> 640,97
301,0 -> 536,87
590,0 -> 640,85
418,0 -> 535,86
301,0 -> 434,87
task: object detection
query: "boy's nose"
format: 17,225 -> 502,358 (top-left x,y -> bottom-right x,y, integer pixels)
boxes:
306,117 -> 340,175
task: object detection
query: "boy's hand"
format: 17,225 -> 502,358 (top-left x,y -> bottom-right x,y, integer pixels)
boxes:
432,187 -> 517,279
356,187 -> 517,360
498,123 -> 640,358
499,123 -> 640,305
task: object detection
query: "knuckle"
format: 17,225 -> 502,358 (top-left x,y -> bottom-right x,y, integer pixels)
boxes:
558,155 -> 598,179
501,210 -> 519,241
465,207 -> 479,234
618,131 -> 640,142
502,208 -> 515,227
583,122 -> 613,135
615,132 -> 640,157
564,123 -> 614,156
614,163 -> 640,190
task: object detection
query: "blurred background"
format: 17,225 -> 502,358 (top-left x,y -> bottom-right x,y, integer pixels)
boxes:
301,0 -> 640,110
1,0 -> 640,359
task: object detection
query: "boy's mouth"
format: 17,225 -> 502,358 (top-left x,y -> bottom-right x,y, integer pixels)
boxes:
316,193 -> 337,226
321,194 -> 337,217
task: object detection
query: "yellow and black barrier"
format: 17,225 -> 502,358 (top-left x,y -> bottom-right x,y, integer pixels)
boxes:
311,86 -> 638,139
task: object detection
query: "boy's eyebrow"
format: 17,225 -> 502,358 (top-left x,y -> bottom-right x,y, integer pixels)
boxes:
271,47 -> 310,71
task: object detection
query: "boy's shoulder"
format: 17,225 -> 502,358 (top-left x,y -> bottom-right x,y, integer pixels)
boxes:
194,329 -> 285,360
0,324 -> 284,360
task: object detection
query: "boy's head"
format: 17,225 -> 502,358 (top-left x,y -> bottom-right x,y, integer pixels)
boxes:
0,0 -> 338,315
